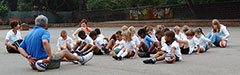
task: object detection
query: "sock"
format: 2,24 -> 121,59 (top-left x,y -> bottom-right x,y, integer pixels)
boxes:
151,58 -> 157,62
78,56 -> 84,62
121,51 -> 128,58
117,50 -> 124,57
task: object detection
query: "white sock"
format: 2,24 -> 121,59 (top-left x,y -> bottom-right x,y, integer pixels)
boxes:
121,51 -> 128,57
117,50 -> 124,57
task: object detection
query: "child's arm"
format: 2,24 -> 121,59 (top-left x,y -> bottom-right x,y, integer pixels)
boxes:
170,47 -> 176,59
72,28 -> 80,39
112,43 -> 120,50
208,41 -> 212,49
196,44 -> 200,55
131,48 -> 138,59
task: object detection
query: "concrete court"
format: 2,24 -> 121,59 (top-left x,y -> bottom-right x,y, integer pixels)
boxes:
0,26 -> 240,75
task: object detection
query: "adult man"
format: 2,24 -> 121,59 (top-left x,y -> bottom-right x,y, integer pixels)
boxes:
18,15 -> 93,70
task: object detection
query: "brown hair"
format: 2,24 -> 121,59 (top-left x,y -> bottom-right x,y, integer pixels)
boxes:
182,25 -> 190,32
81,19 -> 87,24
186,29 -> 195,36
194,27 -> 205,36
212,19 -> 221,32
61,30 -> 67,35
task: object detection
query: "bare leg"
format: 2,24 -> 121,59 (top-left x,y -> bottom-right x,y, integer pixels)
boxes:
148,41 -> 160,53
106,39 -> 115,50
86,45 -> 101,53
138,41 -> 149,52
81,44 -> 93,52
78,42 -> 87,50
59,50 -> 79,61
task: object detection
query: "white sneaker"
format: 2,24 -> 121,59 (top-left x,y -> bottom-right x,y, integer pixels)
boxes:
72,53 -> 79,64
79,52 -> 93,65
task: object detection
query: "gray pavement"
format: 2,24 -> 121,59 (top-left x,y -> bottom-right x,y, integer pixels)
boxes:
0,26 -> 240,75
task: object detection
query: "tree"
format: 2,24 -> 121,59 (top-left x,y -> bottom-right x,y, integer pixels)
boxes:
0,0 -> 10,16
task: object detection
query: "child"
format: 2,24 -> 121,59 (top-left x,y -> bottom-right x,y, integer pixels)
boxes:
146,26 -> 158,41
107,31 -> 123,51
95,28 -> 109,44
79,31 -> 108,55
174,26 -> 184,40
5,21 -> 23,53
195,27 -> 212,52
128,26 -> 140,46
177,29 -> 200,54
148,30 -> 164,54
181,25 -> 190,40
137,28 -> 154,54
206,19 -> 230,47
57,30 -> 75,52
143,31 -> 182,64
112,31 -> 137,60
72,30 -> 94,53
121,25 -> 128,32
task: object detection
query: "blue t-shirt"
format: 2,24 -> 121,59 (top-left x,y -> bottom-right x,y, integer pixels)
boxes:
143,35 -> 154,49
19,26 -> 50,60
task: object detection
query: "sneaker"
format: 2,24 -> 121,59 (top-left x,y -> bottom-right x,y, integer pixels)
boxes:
118,56 -> 122,61
76,50 -> 83,56
79,52 -> 93,65
112,56 -> 118,60
143,59 -> 155,64
72,53 -> 79,64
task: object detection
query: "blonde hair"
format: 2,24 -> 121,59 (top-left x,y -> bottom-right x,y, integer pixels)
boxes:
186,29 -> 195,36
156,24 -> 165,32
174,26 -> 180,31
212,19 -> 221,32
121,25 -> 128,31
122,30 -> 132,42
128,26 -> 135,33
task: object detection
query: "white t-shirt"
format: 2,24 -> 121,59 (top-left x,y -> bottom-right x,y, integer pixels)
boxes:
99,34 -> 108,44
175,32 -> 184,40
132,34 -> 140,46
196,34 -> 210,48
218,24 -> 230,39
150,30 -> 158,41
181,33 -> 187,40
115,40 -> 125,49
188,36 -> 200,54
123,41 -> 136,52
5,30 -> 22,44
79,35 -> 94,45
57,36 -> 75,48
161,41 -> 182,60
94,36 -> 105,53
161,36 -> 165,46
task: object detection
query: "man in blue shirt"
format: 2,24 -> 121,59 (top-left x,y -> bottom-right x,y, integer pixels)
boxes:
18,15 -> 93,70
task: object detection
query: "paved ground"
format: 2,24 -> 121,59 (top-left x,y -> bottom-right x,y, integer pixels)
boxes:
0,26 -> 240,75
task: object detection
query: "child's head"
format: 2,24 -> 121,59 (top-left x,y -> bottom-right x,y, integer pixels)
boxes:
211,19 -> 221,32
94,28 -> 101,35
60,30 -> 67,40
122,30 -> 132,42
186,29 -> 195,39
89,31 -> 98,40
156,24 -> 165,32
11,21 -> 20,29
146,26 -> 154,35
137,28 -> 147,38
162,27 -> 170,35
164,31 -> 175,43
128,26 -> 136,36
182,25 -> 189,34
174,26 -> 180,34
155,30 -> 164,41
80,19 -> 87,27
121,25 -> 128,32
115,30 -> 122,41
78,30 -> 87,39
194,27 -> 204,38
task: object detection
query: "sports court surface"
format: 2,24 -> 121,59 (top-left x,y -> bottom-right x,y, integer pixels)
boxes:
0,26 -> 239,75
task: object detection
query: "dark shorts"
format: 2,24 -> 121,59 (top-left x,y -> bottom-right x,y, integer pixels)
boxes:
6,40 -> 23,53
175,55 -> 180,62
93,50 -> 104,55
124,51 -> 135,58
180,46 -> 190,54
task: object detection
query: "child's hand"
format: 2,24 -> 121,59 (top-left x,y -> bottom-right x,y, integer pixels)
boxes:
130,56 -> 135,59
170,54 -> 174,59
196,52 -> 200,55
